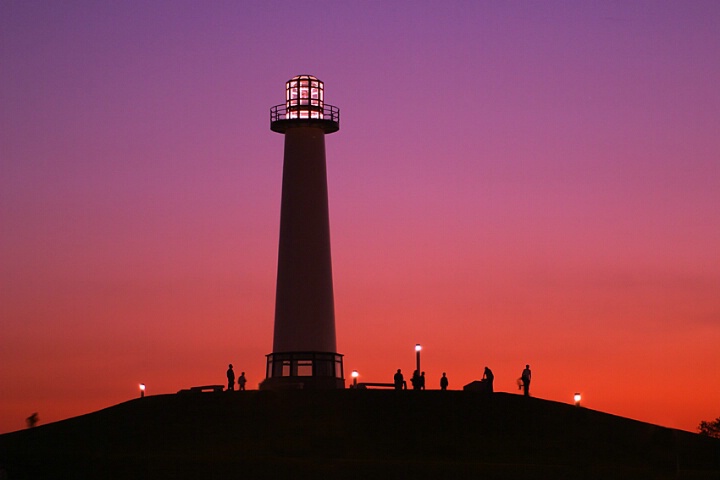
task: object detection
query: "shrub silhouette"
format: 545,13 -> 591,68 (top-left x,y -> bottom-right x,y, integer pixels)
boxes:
699,417 -> 720,439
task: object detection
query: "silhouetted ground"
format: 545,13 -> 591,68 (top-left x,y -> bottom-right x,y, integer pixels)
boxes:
1,390 -> 718,479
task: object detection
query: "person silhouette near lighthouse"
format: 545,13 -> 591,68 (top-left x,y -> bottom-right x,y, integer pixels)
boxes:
227,364 -> 235,391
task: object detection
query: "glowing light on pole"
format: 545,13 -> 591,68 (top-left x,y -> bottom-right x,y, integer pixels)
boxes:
139,383 -> 146,398
415,344 -> 422,373
574,392 -> 581,406
351,370 -> 359,388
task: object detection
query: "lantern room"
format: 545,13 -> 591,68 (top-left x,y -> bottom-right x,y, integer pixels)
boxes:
270,74 -> 339,134
286,75 -> 324,119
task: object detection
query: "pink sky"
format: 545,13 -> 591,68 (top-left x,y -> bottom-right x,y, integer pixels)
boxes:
2,1 -> 719,434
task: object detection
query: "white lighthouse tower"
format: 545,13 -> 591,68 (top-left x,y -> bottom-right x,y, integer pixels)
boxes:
260,75 -> 344,390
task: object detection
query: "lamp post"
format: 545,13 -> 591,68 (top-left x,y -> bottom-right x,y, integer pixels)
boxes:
351,370 -> 359,388
574,392 -> 581,407
139,383 -> 146,398
415,344 -> 422,373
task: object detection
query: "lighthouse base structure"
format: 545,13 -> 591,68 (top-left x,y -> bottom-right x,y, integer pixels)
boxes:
260,352 -> 345,390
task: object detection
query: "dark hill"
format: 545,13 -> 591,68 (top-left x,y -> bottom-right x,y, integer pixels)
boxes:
1,390 -> 718,479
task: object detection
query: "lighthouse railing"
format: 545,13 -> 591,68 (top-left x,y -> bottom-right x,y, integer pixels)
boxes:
270,103 -> 339,123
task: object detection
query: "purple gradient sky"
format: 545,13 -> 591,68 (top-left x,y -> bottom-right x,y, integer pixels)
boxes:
2,1 -> 719,434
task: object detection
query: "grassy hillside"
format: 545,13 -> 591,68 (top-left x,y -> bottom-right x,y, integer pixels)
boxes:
1,390 -> 718,479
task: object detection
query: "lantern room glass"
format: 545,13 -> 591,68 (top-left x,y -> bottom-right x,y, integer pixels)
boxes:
286,75 -> 324,119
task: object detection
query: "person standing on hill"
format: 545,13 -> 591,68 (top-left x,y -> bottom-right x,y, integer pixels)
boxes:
521,364 -> 531,397
238,371 -> 247,391
394,369 -> 405,390
440,372 -> 449,390
227,364 -> 235,391
411,370 -> 421,390
483,367 -> 494,393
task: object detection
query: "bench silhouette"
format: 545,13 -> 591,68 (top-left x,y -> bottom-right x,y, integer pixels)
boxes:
356,382 -> 404,389
178,385 -> 225,393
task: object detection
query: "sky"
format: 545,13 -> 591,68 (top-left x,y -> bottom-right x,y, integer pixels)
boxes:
1,1 -> 719,434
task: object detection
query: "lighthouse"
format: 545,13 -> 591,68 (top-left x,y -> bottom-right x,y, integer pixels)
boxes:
260,75 -> 344,390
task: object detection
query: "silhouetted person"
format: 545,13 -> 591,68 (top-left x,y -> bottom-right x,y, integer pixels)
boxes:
420,371 -> 426,390
238,371 -> 247,391
26,412 -> 38,428
394,369 -> 405,390
440,372 -> 448,390
482,367 -> 494,393
521,364 -> 531,397
227,364 -> 235,391
411,370 -> 421,390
